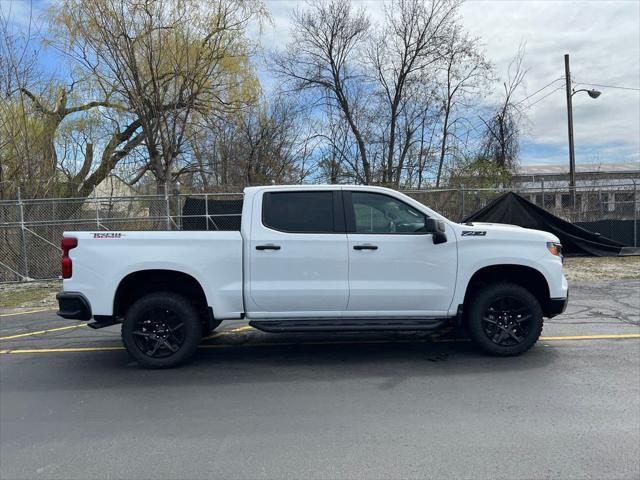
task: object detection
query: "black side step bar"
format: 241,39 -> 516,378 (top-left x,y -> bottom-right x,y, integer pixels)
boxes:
87,315 -> 121,329
249,318 -> 450,333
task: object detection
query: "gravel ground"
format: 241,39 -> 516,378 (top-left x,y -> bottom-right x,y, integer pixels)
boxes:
563,256 -> 640,282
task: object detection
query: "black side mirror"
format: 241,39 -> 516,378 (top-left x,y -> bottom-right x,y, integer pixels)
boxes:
424,218 -> 448,244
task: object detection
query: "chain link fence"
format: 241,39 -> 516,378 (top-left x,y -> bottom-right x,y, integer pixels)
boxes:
1,183 -> 637,282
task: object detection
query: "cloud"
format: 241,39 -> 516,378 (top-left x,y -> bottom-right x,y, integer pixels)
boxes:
460,0 -> 640,165
254,0 -> 640,165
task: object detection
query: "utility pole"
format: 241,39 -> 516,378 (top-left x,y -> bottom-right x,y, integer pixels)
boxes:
564,53 -> 577,209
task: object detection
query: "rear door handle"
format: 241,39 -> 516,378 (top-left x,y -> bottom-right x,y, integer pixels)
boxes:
256,244 -> 281,251
353,244 -> 378,251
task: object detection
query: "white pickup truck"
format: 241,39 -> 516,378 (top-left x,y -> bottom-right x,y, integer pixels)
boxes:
57,185 -> 568,368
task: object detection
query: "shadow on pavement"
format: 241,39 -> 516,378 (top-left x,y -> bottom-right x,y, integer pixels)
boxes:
1,334 -> 559,393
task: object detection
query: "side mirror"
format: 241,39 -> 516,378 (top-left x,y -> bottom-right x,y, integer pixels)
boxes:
424,218 -> 448,245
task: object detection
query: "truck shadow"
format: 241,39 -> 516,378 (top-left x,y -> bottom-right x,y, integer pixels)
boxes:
1,331 -> 560,394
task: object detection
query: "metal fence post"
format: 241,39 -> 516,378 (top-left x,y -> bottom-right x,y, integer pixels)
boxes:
164,184 -> 171,230
174,187 -> 181,230
634,180 -> 638,247
460,186 -> 465,221
94,187 -> 100,229
205,194 -> 209,231
17,187 -> 29,279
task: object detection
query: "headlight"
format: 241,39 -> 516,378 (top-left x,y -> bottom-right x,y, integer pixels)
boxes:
547,242 -> 563,258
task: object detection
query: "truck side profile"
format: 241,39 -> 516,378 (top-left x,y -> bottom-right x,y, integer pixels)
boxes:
57,185 -> 568,368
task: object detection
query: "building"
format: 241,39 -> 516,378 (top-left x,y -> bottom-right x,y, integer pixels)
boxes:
512,162 -> 639,219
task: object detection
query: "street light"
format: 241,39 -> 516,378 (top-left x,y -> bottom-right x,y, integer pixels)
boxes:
574,88 -> 602,99
564,54 -> 601,210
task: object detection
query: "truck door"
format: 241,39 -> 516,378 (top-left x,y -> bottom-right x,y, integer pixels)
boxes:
344,191 -> 457,316
246,190 -> 349,317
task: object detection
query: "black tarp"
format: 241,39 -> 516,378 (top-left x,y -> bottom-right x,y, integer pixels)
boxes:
462,191 -> 626,257
575,219 -> 639,248
181,197 -> 243,231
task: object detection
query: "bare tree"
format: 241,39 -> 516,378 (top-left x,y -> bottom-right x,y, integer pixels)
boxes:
0,2 -> 46,198
188,97 -> 314,188
480,43 -> 527,171
368,0 -> 459,187
434,27 -> 492,186
271,0 -> 373,183
51,0 -> 264,193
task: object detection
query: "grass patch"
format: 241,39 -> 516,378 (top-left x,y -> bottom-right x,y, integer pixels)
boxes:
563,256 -> 640,282
0,281 -> 61,308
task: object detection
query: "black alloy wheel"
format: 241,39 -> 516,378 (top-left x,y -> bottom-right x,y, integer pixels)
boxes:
132,307 -> 186,358
122,292 -> 202,368
481,296 -> 533,347
467,283 -> 544,356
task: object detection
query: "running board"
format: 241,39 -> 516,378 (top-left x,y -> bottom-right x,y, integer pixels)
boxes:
249,318 -> 450,333
87,315 -> 121,329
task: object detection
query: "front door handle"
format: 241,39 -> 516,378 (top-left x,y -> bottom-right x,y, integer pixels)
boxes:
353,244 -> 378,251
256,244 -> 281,251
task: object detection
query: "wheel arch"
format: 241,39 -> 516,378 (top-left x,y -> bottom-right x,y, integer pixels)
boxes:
462,264 -> 555,317
113,269 -> 210,320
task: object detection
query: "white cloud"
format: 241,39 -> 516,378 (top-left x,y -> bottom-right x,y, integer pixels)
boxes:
461,0 -> 640,165
253,0 -> 640,165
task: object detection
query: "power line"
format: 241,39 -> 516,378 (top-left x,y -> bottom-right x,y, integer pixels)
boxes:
515,77 -> 565,106
521,85 -> 565,109
574,82 -> 640,92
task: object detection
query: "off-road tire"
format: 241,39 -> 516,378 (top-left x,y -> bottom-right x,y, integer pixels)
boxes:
467,283 -> 543,356
122,292 -> 202,368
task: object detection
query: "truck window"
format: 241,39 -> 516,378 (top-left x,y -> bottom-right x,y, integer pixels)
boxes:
263,191 -> 335,233
351,192 -> 427,234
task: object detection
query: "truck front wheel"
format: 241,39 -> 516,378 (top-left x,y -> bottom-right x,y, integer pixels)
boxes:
122,292 -> 202,368
467,283 -> 543,356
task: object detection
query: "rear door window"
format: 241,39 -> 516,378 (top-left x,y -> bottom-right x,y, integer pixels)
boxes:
263,191 -> 338,233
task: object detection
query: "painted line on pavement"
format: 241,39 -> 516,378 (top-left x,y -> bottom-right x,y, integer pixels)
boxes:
0,308 -> 55,318
540,333 -> 640,341
0,324 -> 87,340
202,325 -> 254,339
0,346 -> 124,354
0,323 -> 251,343
1,332 -> 639,355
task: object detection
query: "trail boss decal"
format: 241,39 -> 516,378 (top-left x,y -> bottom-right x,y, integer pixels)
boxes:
461,231 -> 486,236
93,232 -> 123,239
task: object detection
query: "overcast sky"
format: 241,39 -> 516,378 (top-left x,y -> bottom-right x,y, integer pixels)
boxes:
4,0 -> 640,167
252,0 -> 640,167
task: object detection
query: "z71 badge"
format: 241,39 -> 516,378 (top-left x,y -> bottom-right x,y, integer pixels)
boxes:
461,231 -> 486,236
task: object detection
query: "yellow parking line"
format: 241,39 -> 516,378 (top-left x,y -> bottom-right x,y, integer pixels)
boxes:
0,346 -> 124,354
540,333 -> 640,341
0,324 -> 87,341
0,308 -> 54,318
1,332 -> 639,355
202,325 -> 253,340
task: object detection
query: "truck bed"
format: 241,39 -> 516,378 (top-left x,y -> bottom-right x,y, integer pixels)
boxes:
63,231 -> 244,319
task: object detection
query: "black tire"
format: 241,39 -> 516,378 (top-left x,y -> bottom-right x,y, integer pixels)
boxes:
467,283 -> 543,356
122,292 -> 202,368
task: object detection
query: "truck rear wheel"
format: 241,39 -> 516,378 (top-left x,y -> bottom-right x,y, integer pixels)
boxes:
122,292 -> 202,368
467,283 -> 543,356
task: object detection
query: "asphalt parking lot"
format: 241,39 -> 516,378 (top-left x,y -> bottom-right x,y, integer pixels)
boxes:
1,280 -> 639,480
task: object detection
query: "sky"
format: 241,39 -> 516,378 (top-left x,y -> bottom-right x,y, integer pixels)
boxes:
251,0 -> 640,167
3,0 -> 640,168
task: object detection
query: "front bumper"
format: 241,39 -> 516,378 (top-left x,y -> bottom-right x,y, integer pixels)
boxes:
545,291 -> 569,318
56,292 -> 92,320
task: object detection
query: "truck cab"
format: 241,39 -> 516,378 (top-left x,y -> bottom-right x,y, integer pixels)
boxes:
58,185 -> 568,368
